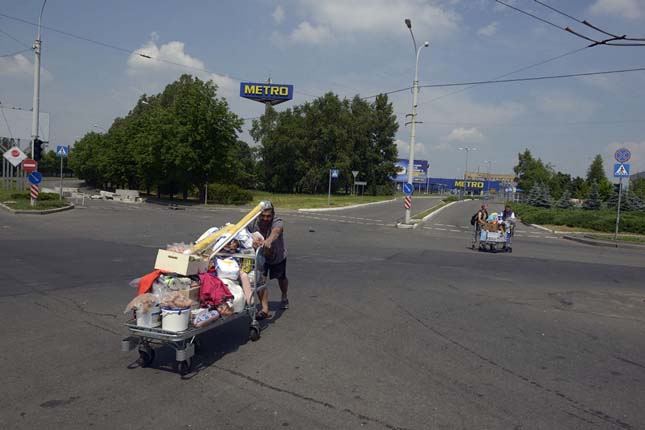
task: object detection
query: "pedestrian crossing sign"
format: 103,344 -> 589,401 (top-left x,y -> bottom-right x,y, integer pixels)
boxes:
56,145 -> 69,157
613,163 -> 630,177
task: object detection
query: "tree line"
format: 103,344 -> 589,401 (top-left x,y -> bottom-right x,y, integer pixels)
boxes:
65,74 -> 399,198
515,149 -> 644,211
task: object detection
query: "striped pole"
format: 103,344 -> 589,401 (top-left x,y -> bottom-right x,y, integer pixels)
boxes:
30,184 -> 39,200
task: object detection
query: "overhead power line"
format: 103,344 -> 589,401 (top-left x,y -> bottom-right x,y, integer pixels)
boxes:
0,47 -> 31,57
364,66 -> 645,99
494,0 -> 645,47
0,27 -> 31,49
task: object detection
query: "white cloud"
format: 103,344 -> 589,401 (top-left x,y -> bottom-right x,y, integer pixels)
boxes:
273,5 -> 285,24
276,0 -> 460,45
290,21 -> 333,44
589,0 -> 642,19
536,92 -> 598,119
445,127 -> 484,142
126,35 -> 238,97
477,22 -> 498,37
395,138 -> 427,158
0,54 -> 53,81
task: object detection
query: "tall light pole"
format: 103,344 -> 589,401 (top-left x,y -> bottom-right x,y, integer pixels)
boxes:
484,159 -> 495,197
459,147 -> 476,200
31,0 -> 47,160
404,18 -> 429,224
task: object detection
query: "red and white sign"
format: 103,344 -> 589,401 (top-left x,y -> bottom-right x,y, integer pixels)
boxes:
404,195 -> 412,209
30,184 -> 39,200
22,158 -> 38,173
2,147 -> 27,167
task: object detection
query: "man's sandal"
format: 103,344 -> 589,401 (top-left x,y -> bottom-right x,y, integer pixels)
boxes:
256,310 -> 272,320
280,299 -> 289,310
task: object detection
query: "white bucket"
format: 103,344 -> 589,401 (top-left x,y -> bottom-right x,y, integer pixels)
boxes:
161,306 -> 190,332
136,304 -> 161,328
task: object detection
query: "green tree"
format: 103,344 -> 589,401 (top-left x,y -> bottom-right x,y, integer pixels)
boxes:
586,154 -> 612,200
555,189 -> 573,209
514,149 -> 552,193
583,181 -> 602,210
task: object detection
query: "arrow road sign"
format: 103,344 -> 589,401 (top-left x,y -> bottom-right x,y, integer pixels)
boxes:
56,145 -> 69,157
614,163 -> 630,177
614,148 -> 631,163
403,183 -> 414,195
28,171 -> 43,185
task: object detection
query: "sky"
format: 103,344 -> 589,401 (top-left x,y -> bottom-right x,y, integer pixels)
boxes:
1,0 -> 645,179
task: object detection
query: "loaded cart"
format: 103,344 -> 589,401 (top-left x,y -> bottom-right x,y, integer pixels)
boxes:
476,219 -> 512,253
121,202 -> 272,375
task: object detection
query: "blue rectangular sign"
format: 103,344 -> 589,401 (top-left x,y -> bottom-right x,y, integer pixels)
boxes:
56,145 -> 69,157
394,159 -> 429,183
614,163 -> 630,177
240,82 -> 293,104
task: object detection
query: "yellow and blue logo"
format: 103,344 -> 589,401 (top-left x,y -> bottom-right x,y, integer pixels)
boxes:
240,82 -> 294,105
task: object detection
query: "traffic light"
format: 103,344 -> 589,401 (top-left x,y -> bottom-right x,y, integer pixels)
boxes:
33,138 -> 44,161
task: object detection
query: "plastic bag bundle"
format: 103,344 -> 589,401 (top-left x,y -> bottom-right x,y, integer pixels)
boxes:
216,257 -> 240,280
194,309 -> 220,327
235,228 -> 254,249
159,291 -> 193,308
166,242 -> 191,253
124,293 -> 158,314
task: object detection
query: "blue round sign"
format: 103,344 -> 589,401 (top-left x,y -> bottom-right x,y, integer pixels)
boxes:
615,148 -> 631,163
403,183 -> 413,195
28,171 -> 43,185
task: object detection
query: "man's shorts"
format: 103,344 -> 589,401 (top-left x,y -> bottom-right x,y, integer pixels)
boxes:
263,258 -> 287,281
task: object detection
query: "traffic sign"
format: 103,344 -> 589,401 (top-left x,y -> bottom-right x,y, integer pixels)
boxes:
352,170 -> 359,178
331,168 -> 339,179
614,148 -> 631,163
403,183 -> 413,195
28,171 -> 43,185
3,147 -> 27,167
56,145 -> 69,157
614,163 -> 630,177
404,195 -> 412,209
22,158 -> 37,173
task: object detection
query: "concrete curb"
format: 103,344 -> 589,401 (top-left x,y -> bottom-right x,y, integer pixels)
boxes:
0,202 -> 75,215
419,200 -> 459,223
524,222 -> 554,233
562,235 -> 645,250
298,198 -> 396,212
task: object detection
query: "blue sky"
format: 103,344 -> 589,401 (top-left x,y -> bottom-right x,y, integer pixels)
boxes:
1,0 -> 644,178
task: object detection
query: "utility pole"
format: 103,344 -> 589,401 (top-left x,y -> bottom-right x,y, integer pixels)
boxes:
31,0 -> 47,206
459,147 -> 476,200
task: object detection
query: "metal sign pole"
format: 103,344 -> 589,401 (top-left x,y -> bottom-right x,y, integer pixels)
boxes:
328,169 -> 332,206
59,154 -> 64,199
614,177 -> 623,241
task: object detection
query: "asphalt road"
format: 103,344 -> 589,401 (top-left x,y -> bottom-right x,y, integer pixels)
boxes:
1,198 -> 644,430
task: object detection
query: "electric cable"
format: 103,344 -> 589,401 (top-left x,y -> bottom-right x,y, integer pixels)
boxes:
0,48 -> 31,57
0,27 -> 31,49
0,107 -> 14,139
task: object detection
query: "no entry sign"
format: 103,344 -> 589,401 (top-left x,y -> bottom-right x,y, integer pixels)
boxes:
22,158 -> 38,173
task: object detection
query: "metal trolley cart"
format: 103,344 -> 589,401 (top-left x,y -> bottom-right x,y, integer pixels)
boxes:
121,201 -> 274,375
477,224 -> 512,253
121,248 -> 267,375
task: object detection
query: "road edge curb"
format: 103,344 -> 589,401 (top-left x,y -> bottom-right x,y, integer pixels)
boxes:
298,198 -> 396,212
420,200 -> 460,222
0,202 -> 75,215
562,235 -> 645,250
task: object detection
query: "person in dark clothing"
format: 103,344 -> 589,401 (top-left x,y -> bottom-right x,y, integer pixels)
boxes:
472,204 -> 489,248
249,202 -> 288,320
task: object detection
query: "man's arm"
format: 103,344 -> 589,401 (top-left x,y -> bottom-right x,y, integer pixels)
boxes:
263,226 -> 283,249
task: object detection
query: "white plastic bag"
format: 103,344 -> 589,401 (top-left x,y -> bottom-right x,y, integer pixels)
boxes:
235,228 -> 254,249
216,257 -> 240,280
221,278 -> 245,313
195,226 -> 219,243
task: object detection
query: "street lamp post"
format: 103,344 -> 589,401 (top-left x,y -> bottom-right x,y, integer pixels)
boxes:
459,147 -> 476,200
404,18 -> 429,224
484,159 -> 495,197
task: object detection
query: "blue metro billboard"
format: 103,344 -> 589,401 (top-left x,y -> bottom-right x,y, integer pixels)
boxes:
240,82 -> 294,105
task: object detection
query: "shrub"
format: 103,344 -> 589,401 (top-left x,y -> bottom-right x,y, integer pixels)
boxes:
206,183 -> 252,205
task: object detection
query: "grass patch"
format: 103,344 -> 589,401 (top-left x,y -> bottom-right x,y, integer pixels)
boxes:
510,203 -> 645,235
584,234 -> 645,244
0,188 -> 69,210
249,191 -> 394,210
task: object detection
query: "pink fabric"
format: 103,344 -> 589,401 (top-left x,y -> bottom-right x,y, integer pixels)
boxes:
198,273 -> 233,307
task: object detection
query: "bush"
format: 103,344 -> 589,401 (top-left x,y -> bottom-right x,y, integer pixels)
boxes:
206,183 -> 252,205
39,192 -> 60,201
511,203 -> 645,234
10,192 -> 30,200
9,191 -> 59,201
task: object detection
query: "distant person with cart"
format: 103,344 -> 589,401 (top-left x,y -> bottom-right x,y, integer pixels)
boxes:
501,205 -> 517,237
471,203 -> 489,248
249,202 -> 289,320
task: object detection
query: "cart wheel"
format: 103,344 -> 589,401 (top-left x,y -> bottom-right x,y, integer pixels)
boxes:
508,247 -> 513,253
138,349 -> 155,368
177,359 -> 192,376
249,326 -> 261,342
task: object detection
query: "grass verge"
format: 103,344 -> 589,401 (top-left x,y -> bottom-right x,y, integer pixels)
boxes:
0,189 -> 69,210
412,196 -> 458,220
583,234 -> 645,244
250,191 -> 395,210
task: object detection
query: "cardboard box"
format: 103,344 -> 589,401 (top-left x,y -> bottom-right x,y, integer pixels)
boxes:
154,250 -> 208,276
179,286 -> 200,303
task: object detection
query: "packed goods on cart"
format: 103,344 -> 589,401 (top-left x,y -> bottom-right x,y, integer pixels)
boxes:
477,212 -> 513,253
121,201 -> 272,375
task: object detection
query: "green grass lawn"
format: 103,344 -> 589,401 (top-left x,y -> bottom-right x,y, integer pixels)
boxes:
411,196 -> 458,220
0,189 -> 69,210
249,191 -> 395,210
